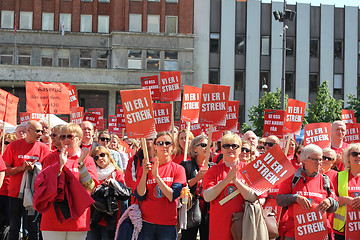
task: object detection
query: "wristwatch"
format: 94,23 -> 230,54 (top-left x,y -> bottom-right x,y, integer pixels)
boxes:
78,161 -> 84,167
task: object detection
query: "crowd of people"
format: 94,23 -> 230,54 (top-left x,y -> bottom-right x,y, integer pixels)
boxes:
0,119 -> 358,240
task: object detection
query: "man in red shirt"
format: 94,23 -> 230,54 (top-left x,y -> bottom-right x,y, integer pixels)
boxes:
330,120 -> 347,171
80,121 -> 99,152
4,120 -> 51,240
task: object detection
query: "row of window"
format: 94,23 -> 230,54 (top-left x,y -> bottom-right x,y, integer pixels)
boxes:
128,50 -> 178,70
1,11 -> 178,34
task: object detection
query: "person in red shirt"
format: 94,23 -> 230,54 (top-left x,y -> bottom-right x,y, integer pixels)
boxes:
4,120 -> 51,240
264,135 -> 280,152
135,132 -> 186,240
80,121 -> 99,152
243,130 -> 259,157
331,121 -> 348,171
14,124 -> 26,140
290,143 -> 303,169
172,129 -> 194,164
50,124 -> 64,152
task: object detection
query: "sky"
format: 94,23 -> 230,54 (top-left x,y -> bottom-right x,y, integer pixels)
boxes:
261,0 -> 360,7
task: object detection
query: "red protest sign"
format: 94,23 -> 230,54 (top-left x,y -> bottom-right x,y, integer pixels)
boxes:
70,107 -> 84,125
153,103 -> 172,132
141,75 -> 160,101
179,121 -> 203,137
203,124 -> 223,142
304,123 -> 331,148
120,89 -> 156,138
159,71 -> 181,101
83,112 -> 99,127
0,89 -> 19,125
108,115 -> 123,136
20,112 -> 48,124
26,81 -> 70,114
240,144 -> 296,195
263,109 -> 286,138
345,205 -> 360,240
20,112 -> 30,124
89,108 -> 104,130
198,84 -> 230,126
342,109 -> 356,124
294,204 -> 327,240
283,98 -> 306,134
116,105 -> 126,128
219,101 -> 239,132
181,85 -> 201,123
69,85 -> 79,109
344,123 -> 360,144
263,198 -> 282,223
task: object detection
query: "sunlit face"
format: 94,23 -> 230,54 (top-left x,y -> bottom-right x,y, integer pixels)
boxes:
178,132 -> 187,150
264,136 -> 278,152
109,137 -> 118,150
3,137 -> 14,152
321,151 -> 336,173
27,123 -> 43,142
332,122 -> 346,141
51,129 -> 61,148
81,122 -> 94,141
349,147 -> 360,168
194,139 -> 208,159
60,131 -> 81,152
304,152 -> 322,175
154,135 -> 173,158
244,132 -> 258,147
94,150 -> 110,169
239,143 -> 251,162
98,133 -> 111,148
221,140 -> 241,162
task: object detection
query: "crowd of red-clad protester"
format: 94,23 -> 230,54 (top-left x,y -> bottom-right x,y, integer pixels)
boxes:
0,119 -> 359,240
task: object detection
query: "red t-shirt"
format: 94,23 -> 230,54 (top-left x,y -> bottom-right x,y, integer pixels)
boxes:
0,156 -> 6,171
172,153 -> 190,165
325,169 -> 338,186
40,150 -> 99,231
278,172 -> 337,238
331,142 -> 348,171
203,162 -> 246,240
3,138 -> 50,198
136,160 -> 186,226
0,156 -> 9,196
290,157 -> 302,169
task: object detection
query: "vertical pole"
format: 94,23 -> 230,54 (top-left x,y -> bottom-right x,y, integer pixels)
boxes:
281,0 -> 287,110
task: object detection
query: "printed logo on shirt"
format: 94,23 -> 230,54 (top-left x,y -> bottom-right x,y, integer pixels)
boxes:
351,192 -> 360,198
308,198 -> 313,204
296,191 -> 323,199
349,186 -> 360,191
18,155 -> 40,161
224,186 -> 236,199
153,185 -> 163,198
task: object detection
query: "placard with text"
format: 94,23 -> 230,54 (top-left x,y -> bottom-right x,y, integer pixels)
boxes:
153,103 -> 172,132
160,71 -> 181,101
181,85 -> 201,123
263,109 -> 286,138
0,89 -> 19,125
344,123 -> 360,144
304,123 -> 331,148
20,112 -> 48,124
283,98 -> 306,134
345,205 -> 360,240
179,121 -> 203,137
83,112 -> 99,127
69,85 -> 79,109
203,124 -> 224,142
89,108 -> 104,130
108,114 -> 123,136
342,109 -> 356,124
70,107 -> 84,125
219,101 -> 239,132
116,105 -> 126,128
141,75 -> 160,101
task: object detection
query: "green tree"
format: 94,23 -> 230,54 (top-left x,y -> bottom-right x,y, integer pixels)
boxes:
346,87 -> 360,123
241,88 -> 287,136
305,81 -> 343,123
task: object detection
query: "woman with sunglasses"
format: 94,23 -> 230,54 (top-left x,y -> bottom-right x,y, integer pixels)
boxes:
40,123 -> 99,240
333,143 -> 360,240
98,131 -> 123,171
203,133 -> 258,240
291,142 -> 304,169
257,137 -> 266,155
88,146 -> 125,240
172,129 -> 194,164
135,132 -> 186,240
238,141 -> 255,164
50,124 -> 64,151
180,134 -> 214,240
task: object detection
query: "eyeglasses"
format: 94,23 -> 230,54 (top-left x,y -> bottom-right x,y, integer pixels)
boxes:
257,146 -> 265,151
222,144 -> 240,150
51,133 -> 58,138
350,152 -> 360,157
241,147 -> 251,153
322,156 -> 334,161
94,152 -> 106,161
264,142 -> 277,147
196,143 -> 207,148
99,137 -> 110,142
308,157 -> 323,162
4,141 -> 10,145
60,134 -> 76,141
156,141 -> 172,147
297,151 -> 302,155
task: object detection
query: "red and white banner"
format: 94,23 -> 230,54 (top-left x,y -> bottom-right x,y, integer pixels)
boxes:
181,85 -> 201,123
20,112 -> 47,124
203,124 -> 224,142
108,114 -> 123,136
342,109 -> 356,124
83,112 -> 99,127
160,71 -> 181,101
69,85 -> 79,109
116,105 -> 126,128
283,98 -> 306,134
344,123 -> 360,144
89,108 -> 104,130
141,75 -> 160,101
0,89 -> 19,126
179,121 -> 203,137
345,205 -> 360,240
219,101 -> 239,132
70,107 -> 84,125
304,123 -> 331,148
153,103 -> 172,132
263,109 -> 286,138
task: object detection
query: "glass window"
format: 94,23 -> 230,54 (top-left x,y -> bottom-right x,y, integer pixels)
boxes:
286,37 -> 295,56
58,49 -> 70,67
210,33 -> 220,53
80,15 -> 92,32
235,35 -> 245,55
1,11 -> 14,29
98,0 -> 110,2
147,50 -> 159,70
234,70 -> 244,91
285,72 -> 295,98
0,46 -> 13,65
164,51 -> 178,70
41,48 -> 54,66
129,14 -> 142,32
42,13 -> 54,31
20,12 -> 33,30
81,0 -> 93,2
166,0 -> 178,2
97,50 -> 108,69
334,74 -> 343,96
309,74 -> 319,93
148,0 -> 160,1
18,47 -> 32,65
80,50 -> 92,68
310,38 -> 319,58
165,16 -> 177,34
260,71 -> 269,92
147,15 -> 160,33
59,14 -> 71,32
209,69 -> 219,84
128,50 -> 142,69
261,36 -> 270,56
334,40 -> 343,59
98,15 -> 109,33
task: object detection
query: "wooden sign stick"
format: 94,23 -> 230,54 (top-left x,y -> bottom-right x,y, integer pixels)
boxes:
204,124 -> 213,170
183,121 -> 191,162
141,138 -> 149,164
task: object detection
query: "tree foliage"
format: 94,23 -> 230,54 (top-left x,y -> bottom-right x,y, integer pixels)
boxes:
346,87 -> 360,123
305,81 -> 343,123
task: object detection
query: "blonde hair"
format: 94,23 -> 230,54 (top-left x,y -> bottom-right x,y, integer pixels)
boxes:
343,143 -> 360,169
61,123 -> 83,139
221,132 -> 241,146
91,146 -> 121,171
173,129 -> 194,156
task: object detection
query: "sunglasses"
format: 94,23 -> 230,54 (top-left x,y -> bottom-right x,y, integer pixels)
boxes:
34,129 -> 44,134
257,146 -> 265,151
350,152 -> 360,157
51,133 -> 58,138
99,137 -> 110,142
4,141 -> 10,145
222,144 -> 240,150
156,141 -> 172,147
241,147 -> 251,153
196,143 -> 207,148
308,157 -> 323,162
60,134 -> 76,141
322,156 -> 334,161
94,152 -> 106,161
264,142 -> 277,147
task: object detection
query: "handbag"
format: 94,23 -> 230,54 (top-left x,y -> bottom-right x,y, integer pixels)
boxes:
186,196 -> 202,229
230,211 -> 243,240
261,208 -> 279,239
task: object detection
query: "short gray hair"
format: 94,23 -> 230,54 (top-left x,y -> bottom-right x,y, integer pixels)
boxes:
299,144 -> 322,163
189,134 -> 208,159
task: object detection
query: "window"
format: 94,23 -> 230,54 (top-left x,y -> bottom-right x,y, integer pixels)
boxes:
97,50 -> 108,69
147,15 -> 160,33
0,46 -> 13,65
41,48 -> 54,66
98,0 -> 110,2
334,40 -> 343,59
285,72 -> 295,98
148,0 -> 160,1
310,39 -> 319,58
210,33 -> 220,53
128,50 -> 142,69
235,35 -> 245,55
209,69 -> 219,84
98,16 -> 109,33
334,74 -> 343,95
261,36 -> 270,56
58,49 -> 70,67
1,11 -> 14,29
59,14 -> 71,32
309,73 -> 319,103
286,37 -> 295,56
260,71 -> 269,92
80,15 -> 92,32
80,50 -> 92,68
166,0 -> 178,2
81,0 -> 93,2
20,12 -> 33,30
147,50 -> 160,70
129,14 -> 142,32
42,13 -> 54,31
165,16 -> 177,34
18,47 -> 32,65
164,51 -> 178,70
234,70 -> 244,91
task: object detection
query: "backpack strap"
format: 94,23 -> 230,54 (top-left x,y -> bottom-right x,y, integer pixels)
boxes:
321,173 -> 332,198
215,153 -> 223,164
